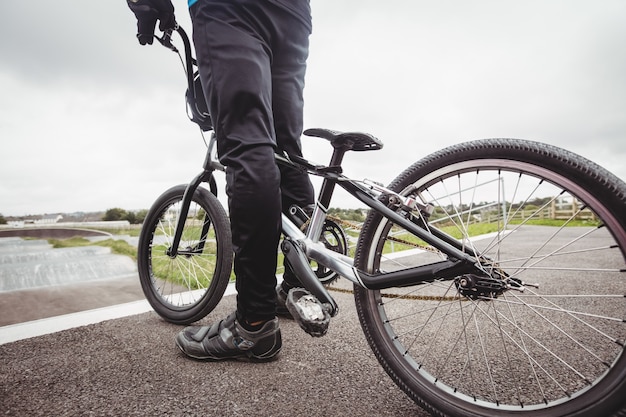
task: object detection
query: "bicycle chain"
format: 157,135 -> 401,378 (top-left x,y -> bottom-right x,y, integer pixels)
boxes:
328,285 -> 463,302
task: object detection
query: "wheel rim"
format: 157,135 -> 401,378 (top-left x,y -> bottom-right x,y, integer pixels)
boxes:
363,159 -> 626,411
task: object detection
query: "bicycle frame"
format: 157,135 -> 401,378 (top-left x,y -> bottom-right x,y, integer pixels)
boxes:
166,129 -> 482,315
161,26 -> 483,316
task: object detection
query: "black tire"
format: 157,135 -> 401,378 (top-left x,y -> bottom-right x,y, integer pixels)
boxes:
138,184 -> 233,325
353,139 -> 626,416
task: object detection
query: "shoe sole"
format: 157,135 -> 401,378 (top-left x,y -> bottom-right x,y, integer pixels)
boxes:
175,339 -> 281,363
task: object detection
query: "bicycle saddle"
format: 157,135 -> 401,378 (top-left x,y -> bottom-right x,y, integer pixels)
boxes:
304,128 -> 383,152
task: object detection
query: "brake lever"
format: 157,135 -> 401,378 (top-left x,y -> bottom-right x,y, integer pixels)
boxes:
156,27 -> 178,52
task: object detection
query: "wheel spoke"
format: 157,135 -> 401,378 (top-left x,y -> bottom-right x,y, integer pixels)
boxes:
355,140 -> 626,414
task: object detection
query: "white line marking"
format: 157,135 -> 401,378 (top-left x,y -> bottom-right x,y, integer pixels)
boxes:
0,282 -> 238,345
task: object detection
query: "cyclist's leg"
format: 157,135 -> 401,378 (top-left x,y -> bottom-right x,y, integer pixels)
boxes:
190,2 -> 282,324
269,4 -> 315,291
273,60 -> 314,216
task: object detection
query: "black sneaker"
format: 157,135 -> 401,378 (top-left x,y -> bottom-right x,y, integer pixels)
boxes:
276,284 -> 293,318
175,312 -> 281,362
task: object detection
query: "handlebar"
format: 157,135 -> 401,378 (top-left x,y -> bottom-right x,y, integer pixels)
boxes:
156,26 -> 213,132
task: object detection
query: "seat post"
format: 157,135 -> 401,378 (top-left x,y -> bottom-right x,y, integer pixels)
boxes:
329,145 -> 347,167
317,145 -> 348,209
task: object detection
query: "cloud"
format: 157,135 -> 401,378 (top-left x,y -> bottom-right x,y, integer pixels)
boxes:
0,1 -> 624,216
306,1 -> 626,187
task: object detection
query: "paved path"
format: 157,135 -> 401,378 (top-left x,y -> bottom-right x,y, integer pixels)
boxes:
0,281 -> 428,416
6,226 -> 618,416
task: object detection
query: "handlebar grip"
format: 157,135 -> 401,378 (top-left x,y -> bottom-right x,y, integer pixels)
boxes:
156,28 -> 178,52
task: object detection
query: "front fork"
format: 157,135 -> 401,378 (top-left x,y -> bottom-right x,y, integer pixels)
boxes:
166,169 -> 216,258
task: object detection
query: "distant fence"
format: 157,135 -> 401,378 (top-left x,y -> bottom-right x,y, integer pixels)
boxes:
482,199 -> 596,223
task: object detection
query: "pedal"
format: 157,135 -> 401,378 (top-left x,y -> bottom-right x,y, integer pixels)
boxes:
286,288 -> 331,337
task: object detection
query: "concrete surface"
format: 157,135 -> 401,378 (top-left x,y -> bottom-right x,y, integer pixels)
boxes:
0,244 -> 137,292
0,236 -> 427,416
0,236 -> 142,325
2,225 -> 624,416
0,284 -> 428,416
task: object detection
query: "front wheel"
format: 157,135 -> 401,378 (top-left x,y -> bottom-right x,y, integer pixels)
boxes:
354,139 -> 626,416
138,184 -> 233,325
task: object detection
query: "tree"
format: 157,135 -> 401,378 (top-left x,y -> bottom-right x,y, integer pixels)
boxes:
102,208 -> 148,224
123,209 -> 148,225
134,209 -> 148,224
103,208 -> 127,221
327,208 -> 366,222
0,213 -> 6,225
125,211 -> 137,224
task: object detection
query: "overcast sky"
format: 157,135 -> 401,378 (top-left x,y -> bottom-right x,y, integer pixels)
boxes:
1,1 -> 624,217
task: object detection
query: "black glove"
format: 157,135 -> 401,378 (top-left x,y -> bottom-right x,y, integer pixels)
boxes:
127,0 -> 176,45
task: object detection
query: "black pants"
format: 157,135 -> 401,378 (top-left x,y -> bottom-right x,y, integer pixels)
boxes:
190,0 -> 314,323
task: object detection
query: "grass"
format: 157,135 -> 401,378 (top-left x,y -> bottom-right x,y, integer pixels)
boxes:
383,222 -> 501,253
508,218 -> 600,227
149,242 -> 221,289
48,237 -> 137,261
89,226 -> 143,237
45,217 -> 598,286
441,222 -> 501,240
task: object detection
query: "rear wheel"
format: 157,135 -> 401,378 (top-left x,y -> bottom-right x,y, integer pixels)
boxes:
138,184 -> 232,325
354,139 -> 626,416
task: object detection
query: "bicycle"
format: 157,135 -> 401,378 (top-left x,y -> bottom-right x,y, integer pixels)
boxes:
136,27 -> 626,417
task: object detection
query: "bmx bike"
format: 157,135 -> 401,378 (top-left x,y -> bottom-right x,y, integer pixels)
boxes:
136,27 -> 626,417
